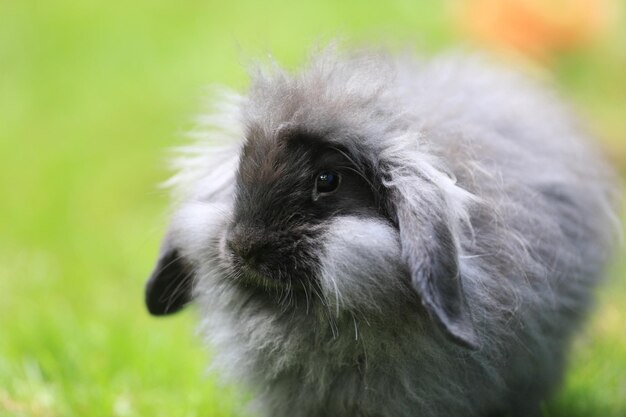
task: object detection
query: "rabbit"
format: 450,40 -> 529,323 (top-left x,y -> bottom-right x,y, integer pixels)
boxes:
144,48 -> 619,417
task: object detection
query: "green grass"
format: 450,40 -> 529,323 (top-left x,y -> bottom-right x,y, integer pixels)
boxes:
1,1 -> 624,416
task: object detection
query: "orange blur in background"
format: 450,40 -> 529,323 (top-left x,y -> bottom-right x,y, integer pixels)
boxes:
458,0 -> 616,58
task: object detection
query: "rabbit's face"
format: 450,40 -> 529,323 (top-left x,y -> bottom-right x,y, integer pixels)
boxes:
146,127 -> 411,320
147,109 -> 478,349
221,129 -> 388,293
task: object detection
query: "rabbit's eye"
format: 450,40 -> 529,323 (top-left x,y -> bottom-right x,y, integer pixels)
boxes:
315,171 -> 341,194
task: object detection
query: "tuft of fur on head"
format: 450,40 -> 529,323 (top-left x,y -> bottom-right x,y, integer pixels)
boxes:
146,46 -> 620,417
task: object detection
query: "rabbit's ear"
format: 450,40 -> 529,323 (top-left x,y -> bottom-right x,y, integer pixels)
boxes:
145,233 -> 195,316
393,188 -> 478,349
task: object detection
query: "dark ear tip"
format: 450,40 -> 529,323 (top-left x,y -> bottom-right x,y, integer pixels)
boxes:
144,249 -> 194,316
144,277 -> 188,316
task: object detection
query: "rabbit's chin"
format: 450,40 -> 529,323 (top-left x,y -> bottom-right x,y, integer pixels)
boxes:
231,264 -> 309,292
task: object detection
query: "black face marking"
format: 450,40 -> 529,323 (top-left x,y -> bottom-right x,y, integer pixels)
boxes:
227,130 -> 386,289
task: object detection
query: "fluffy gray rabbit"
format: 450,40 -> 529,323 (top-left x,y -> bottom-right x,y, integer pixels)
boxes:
145,48 -> 619,417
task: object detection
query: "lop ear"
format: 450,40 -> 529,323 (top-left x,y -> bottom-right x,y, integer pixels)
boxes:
145,233 -> 195,316
392,187 -> 478,349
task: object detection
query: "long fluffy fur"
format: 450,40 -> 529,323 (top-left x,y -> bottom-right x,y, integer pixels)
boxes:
164,48 -> 619,417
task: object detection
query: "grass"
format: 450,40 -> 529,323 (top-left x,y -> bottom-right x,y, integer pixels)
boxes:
0,1 -> 624,416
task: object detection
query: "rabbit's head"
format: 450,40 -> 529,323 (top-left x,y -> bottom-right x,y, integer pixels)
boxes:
145,54 -> 479,349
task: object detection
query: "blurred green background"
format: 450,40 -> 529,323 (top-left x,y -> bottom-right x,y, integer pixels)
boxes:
1,1 -> 624,416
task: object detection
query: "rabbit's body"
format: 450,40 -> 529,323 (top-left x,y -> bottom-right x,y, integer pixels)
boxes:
146,51 -> 618,417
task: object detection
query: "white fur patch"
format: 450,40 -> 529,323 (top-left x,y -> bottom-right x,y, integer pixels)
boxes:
319,216 -> 405,313
169,201 -> 231,264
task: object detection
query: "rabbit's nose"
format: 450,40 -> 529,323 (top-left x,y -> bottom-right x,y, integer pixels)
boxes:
226,226 -> 264,266
227,239 -> 257,265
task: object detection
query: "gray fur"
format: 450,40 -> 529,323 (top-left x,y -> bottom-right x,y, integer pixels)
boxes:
149,48 -> 619,417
